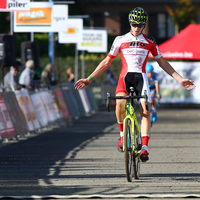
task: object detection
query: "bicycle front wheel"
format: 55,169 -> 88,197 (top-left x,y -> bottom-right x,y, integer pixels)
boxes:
124,118 -> 133,182
133,123 -> 141,179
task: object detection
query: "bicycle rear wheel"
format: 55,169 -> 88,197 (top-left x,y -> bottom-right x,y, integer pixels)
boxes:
133,123 -> 142,179
124,118 -> 133,182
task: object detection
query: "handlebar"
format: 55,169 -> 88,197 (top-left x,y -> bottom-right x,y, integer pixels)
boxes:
106,90 -> 149,112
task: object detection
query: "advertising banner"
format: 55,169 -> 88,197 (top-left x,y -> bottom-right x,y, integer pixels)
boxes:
15,90 -> 34,131
77,29 -> 107,53
14,2 -> 53,32
0,114 -> 7,140
54,88 -> 70,119
30,93 -> 48,127
2,92 -> 28,136
149,61 -> 200,103
78,89 -> 91,113
0,93 -> 16,139
52,5 -> 68,32
58,18 -> 83,44
23,90 -> 40,129
48,90 -> 62,120
39,91 -> 57,122
0,0 -> 30,12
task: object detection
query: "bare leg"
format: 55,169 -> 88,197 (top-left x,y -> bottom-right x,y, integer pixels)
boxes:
115,92 -> 127,152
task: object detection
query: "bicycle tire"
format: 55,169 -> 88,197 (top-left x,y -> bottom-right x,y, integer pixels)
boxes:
133,123 -> 141,179
150,106 -> 153,127
124,118 -> 133,182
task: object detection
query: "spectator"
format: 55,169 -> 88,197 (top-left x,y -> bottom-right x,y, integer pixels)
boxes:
104,68 -> 117,85
41,63 -> 54,86
19,60 -> 35,90
66,67 -> 75,83
3,63 -> 21,90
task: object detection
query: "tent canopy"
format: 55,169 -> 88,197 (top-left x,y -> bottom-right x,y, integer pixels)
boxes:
149,24 -> 200,60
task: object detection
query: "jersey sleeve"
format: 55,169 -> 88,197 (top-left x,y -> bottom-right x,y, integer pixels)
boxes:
108,36 -> 121,59
147,36 -> 162,59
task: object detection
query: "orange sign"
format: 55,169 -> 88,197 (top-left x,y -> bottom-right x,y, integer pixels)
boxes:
16,7 -> 52,25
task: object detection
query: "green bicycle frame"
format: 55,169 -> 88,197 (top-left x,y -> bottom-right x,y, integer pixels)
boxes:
122,102 -> 141,153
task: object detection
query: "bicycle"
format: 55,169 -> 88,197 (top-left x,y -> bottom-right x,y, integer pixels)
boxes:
106,87 -> 148,182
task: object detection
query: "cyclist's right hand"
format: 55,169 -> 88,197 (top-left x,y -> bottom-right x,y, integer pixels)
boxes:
74,78 -> 91,90
156,94 -> 162,99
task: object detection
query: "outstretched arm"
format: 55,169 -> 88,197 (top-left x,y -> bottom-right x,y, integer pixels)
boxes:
156,57 -> 196,90
74,56 -> 114,90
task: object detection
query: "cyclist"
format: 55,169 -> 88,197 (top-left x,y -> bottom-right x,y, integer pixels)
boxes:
146,63 -> 161,122
74,7 -> 196,162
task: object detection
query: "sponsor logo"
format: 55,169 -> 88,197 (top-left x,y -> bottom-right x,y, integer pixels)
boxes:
129,42 -> 146,47
65,27 -> 78,34
8,0 -> 28,9
126,49 -> 145,54
16,7 -> 51,25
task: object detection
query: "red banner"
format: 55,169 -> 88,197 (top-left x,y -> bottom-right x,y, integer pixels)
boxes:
0,0 -> 7,9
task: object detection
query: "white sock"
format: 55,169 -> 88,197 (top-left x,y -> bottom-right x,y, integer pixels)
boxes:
142,145 -> 148,152
152,106 -> 156,113
120,131 -> 123,137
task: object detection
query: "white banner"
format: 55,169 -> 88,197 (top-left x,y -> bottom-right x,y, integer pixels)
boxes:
15,90 -> 34,131
52,5 -> 68,32
0,0 -> 30,12
39,91 -> 57,122
148,61 -> 200,103
77,29 -> 107,53
78,89 -> 91,113
30,93 -> 48,127
58,18 -> 83,43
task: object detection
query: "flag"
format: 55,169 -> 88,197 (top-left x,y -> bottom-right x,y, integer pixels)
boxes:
0,0 -> 7,9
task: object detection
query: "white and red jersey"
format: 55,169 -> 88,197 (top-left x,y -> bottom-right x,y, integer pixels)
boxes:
108,32 -> 161,75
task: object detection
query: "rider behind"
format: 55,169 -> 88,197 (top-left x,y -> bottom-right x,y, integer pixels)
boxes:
146,63 -> 161,122
74,7 -> 196,162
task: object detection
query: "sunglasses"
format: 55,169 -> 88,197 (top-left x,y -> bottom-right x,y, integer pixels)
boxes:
131,23 -> 144,28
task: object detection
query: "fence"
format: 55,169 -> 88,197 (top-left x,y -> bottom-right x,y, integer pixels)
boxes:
0,83 -> 98,142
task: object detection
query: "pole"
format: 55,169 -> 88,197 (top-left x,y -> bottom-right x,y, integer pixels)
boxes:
81,50 -> 85,78
75,44 -> 78,82
10,12 -> 14,91
49,0 -> 55,82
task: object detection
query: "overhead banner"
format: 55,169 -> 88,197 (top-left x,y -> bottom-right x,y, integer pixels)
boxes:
14,2 -> 53,32
52,5 -> 68,32
0,0 -> 30,12
58,18 -> 83,43
77,29 -> 107,53
148,61 -> 200,103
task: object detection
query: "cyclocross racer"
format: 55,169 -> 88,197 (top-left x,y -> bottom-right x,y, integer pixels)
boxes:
74,7 -> 196,162
146,63 -> 161,122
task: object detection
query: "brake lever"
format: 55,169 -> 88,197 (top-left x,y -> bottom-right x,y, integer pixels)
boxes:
106,92 -> 111,112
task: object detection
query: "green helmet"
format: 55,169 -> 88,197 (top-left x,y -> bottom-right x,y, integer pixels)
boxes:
128,7 -> 148,25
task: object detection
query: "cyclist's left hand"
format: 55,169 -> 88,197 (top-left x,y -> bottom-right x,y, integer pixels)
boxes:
179,79 -> 196,90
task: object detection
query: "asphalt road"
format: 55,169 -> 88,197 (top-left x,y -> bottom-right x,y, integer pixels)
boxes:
0,108 -> 200,199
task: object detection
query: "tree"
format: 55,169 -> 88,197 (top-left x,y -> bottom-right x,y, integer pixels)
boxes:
165,0 -> 200,32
